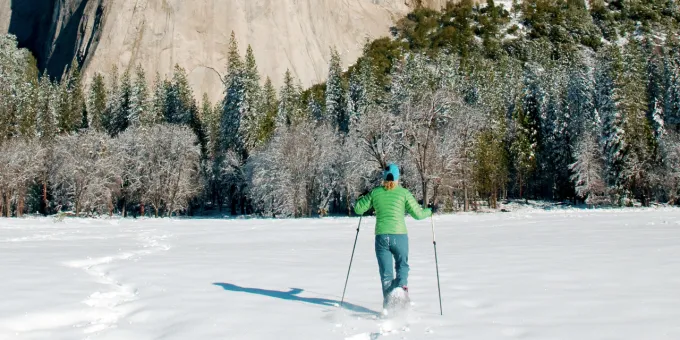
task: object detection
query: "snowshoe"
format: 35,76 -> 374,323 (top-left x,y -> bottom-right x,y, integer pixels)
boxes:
384,286 -> 411,315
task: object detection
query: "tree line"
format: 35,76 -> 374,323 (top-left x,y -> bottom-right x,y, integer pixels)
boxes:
1,0 -> 680,217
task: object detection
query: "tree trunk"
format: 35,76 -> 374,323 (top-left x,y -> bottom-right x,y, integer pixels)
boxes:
17,190 -> 25,217
140,203 -> 145,217
432,184 -> 439,212
154,205 -> 159,218
5,194 -> 10,217
463,182 -> 469,212
421,179 -> 429,208
0,191 -> 4,217
42,180 -> 48,215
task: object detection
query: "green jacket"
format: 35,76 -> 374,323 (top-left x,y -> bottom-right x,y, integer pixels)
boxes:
354,185 -> 432,235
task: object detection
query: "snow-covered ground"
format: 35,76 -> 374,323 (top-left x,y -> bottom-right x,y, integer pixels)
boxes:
2,208 -> 680,340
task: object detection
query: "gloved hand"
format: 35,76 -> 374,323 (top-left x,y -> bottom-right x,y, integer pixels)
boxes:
357,189 -> 370,200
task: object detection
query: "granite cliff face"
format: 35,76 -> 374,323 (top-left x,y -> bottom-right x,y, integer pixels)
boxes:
0,0 -> 449,100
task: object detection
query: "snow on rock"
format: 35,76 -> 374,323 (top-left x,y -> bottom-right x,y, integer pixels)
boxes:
2,209 -> 680,339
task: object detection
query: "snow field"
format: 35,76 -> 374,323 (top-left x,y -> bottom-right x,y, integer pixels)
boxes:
1,208 -> 680,339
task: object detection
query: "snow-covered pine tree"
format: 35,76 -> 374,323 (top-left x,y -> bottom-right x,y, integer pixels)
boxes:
663,37 -> 680,127
110,69 -> 132,136
645,39 -> 666,144
201,93 -> 220,158
544,63 -> 572,199
308,95 -> 323,123
258,77 -> 278,144
129,64 -> 149,127
325,47 -> 347,132
166,64 -> 194,125
474,107 -> 509,209
148,72 -> 165,126
277,69 -> 302,128
595,46 -> 626,201
88,73 -> 107,132
0,34 -> 29,142
346,70 -> 364,128
104,66 -> 120,136
239,45 -> 263,152
55,72 -> 72,134
618,40 -> 655,205
521,63 -> 544,161
37,76 -> 56,142
68,60 -> 86,131
346,45 -> 380,126
512,63 -> 544,198
510,105 -> 536,200
17,55 -> 39,139
221,33 -> 247,154
566,56 -> 595,138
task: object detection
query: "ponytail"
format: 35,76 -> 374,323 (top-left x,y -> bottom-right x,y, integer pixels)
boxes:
384,181 -> 397,190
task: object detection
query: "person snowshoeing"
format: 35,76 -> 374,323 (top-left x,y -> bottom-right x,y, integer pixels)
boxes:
353,163 -> 432,313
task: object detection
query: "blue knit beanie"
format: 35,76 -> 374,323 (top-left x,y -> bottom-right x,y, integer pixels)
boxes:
383,163 -> 400,182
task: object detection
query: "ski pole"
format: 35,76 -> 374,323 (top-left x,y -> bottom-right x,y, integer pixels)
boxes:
431,215 -> 443,315
340,216 -> 362,308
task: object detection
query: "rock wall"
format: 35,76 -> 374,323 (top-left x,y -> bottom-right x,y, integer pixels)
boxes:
1,0 -> 453,101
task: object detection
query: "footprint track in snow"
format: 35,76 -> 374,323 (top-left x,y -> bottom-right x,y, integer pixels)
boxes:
63,228 -> 172,335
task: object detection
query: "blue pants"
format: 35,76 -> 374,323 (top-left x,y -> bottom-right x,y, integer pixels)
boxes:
375,234 -> 409,302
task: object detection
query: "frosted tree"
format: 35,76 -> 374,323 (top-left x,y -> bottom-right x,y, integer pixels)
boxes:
138,124 -> 201,217
391,52 -> 467,207
0,139 -> 43,216
51,131 -> 121,215
337,124 -> 377,215
570,129 -> 606,206
247,121 -> 339,217
352,106 -> 399,171
88,73 -> 107,132
325,47 -> 347,132
129,64 -> 149,127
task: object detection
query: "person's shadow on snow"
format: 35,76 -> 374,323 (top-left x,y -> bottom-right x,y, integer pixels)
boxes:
213,282 -> 379,316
